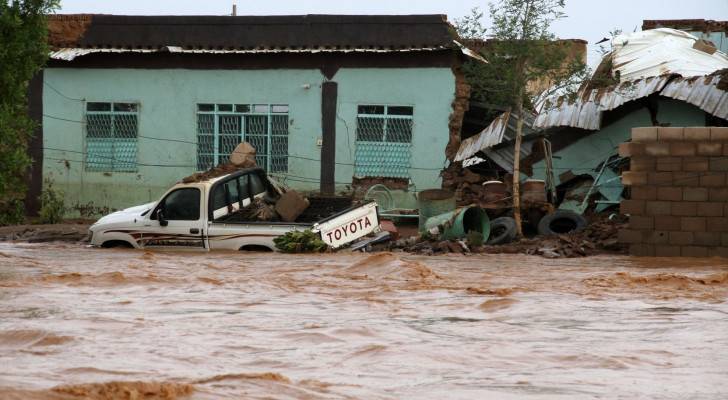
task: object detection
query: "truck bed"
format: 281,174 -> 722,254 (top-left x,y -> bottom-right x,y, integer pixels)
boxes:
214,196 -> 354,225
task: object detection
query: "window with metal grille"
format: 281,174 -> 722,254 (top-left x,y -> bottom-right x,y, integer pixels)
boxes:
355,105 -> 413,178
85,102 -> 139,172
196,104 -> 289,172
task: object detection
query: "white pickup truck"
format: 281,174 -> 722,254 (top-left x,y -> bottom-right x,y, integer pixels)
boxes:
88,167 -> 379,251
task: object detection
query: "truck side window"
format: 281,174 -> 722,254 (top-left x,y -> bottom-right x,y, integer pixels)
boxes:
238,175 -> 250,200
249,173 -> 266,197
160,188 -> 200,221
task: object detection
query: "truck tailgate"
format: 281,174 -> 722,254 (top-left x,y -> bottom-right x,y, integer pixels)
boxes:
313,202 -> 379,248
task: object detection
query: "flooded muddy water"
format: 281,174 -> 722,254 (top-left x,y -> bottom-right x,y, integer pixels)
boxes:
1,243 -> 727,399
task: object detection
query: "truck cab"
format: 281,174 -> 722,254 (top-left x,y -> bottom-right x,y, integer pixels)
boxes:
88,168 -> 379,251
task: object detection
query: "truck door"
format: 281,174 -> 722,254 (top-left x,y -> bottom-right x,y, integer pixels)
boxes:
142,187 -> 206,249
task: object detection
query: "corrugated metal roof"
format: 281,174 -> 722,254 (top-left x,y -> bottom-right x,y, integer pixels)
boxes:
454,111 -> 538,162
534,76 -> 671,130
611,28 -> 728,82
49,45 -> 454,61
661,74 -> 728,120
534,28 -> 728,130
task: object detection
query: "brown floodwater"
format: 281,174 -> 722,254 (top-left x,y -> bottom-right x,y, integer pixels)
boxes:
1,242 -> 728,399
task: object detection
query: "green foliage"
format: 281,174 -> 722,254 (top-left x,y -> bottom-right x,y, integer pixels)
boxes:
39,178 -> 64,224
455,1 -> 588,112
0,0 -> 60,225
273,230 -> 329,253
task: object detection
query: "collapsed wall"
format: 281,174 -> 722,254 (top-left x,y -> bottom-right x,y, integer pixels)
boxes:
619,127 -> 728,257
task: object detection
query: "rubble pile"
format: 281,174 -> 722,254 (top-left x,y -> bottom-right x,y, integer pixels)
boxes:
441,163 -> 500,206
0,224 -> 90,243
389,214 -> 626,258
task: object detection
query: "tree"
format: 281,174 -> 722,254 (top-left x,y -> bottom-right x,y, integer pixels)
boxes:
455,1 -> 587,236
0,0 -> 59,225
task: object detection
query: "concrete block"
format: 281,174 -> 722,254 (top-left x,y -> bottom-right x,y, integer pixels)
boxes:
681,246 -> 709,257
620,199 -> 645,215
644,230 -> 669,245
683,187 -> 708,202
647,172 -> 672,185
379,220 -> 399,241
630,244 -> 655,257
655,157 -> 682,172
709,157 -> 728,171
632,127 -> 658,142
645,201 -> 672,216
693,232 -> 722,246
684,127 -> 711,141
656,187 -> 682,201
710,127 -> 728,140
629,216 -> 654,230
658,127 -> 684,141
630,156 -> 655,172
708,247 -> 728,258
644,142 -> 671,156
669,231 -> 693,246
672,172 -> 700,187
622,171 -> 647,186
681,217 -> 707,232
669,142 -> 695,156
654,216 -> 681,231
696,142 -> 723,156
697,202 -> 725,217
274,190 -> 310,222
631,186 -> 657,200
618,229 -> 643,244
655,245 -> 681,257
618,142 -> 645,157
682,157 -> 709,172
706,217 -> 728,232
700,172 -> 726,187
708,188 -> 728,201
671,202 -> 697,217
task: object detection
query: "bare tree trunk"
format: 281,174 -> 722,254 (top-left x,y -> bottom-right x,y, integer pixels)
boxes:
512,104 -> 524,238
512,57 -> 527,238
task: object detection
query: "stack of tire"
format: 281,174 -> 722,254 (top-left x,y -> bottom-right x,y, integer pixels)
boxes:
486,210 -> 587,245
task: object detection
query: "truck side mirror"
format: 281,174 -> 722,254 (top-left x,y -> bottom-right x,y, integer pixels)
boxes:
157,209 -> 168,227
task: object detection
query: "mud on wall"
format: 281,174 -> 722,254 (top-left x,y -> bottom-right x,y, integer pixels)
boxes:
619,126 -> 728,257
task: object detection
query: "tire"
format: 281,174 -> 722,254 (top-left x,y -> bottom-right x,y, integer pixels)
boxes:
486,217 -> 518,245
537,210 -> 587,236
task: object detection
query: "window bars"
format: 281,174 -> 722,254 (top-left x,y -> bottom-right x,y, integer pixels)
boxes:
196,104 -> 289,172
355,105 -> 413,178
85,102 -> 139,172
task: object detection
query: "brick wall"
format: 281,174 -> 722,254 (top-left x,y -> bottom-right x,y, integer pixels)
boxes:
618,127 -> 728,257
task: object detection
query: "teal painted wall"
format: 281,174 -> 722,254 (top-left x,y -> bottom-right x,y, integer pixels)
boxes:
42,67 -> 454,214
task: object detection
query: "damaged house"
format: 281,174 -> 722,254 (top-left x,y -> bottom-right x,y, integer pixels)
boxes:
455,26 -> 728,212
29,14 -> 481,215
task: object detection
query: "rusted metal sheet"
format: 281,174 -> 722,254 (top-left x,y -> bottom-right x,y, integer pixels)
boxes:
534,76 -> 671,130
455,111 -> 537,162
661,74 -> 728,120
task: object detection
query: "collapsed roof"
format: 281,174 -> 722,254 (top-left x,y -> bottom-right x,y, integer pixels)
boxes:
534,28 -> 728,130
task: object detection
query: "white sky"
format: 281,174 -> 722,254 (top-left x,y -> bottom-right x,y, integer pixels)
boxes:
58,0 -> 728,67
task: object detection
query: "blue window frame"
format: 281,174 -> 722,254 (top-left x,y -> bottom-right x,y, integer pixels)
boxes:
85,102 -> 139,172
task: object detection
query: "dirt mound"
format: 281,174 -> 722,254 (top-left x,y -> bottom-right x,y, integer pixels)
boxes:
339,253 -> 441,283
583,272 -> 728,300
